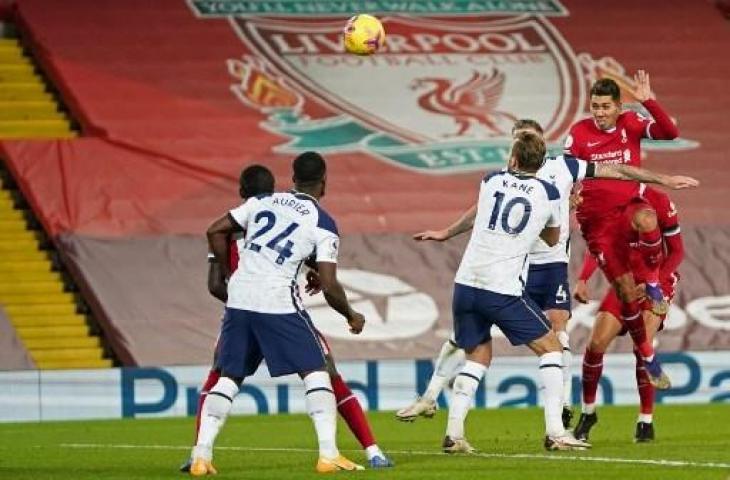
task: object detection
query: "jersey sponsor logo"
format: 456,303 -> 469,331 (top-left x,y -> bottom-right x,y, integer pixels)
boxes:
194,2 -> 699,173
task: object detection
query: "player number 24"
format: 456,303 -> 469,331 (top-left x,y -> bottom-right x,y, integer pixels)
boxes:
247,210 -> 299,265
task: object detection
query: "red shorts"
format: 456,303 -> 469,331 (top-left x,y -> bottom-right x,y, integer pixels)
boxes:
598,273 -> 678,336
578,197 -> 654,283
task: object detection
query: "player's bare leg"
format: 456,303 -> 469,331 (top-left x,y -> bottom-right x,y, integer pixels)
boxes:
397,339 -> 464,422
613,273 -> 670,389
631,207 -> 667,315
546,309 -> 573,428
442,342 -> 490,454
528,331 -> 590,451
633,310 -> 663,443
574,312 -> 622,441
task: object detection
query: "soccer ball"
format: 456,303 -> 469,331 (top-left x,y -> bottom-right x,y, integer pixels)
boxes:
343,14 -> 385,56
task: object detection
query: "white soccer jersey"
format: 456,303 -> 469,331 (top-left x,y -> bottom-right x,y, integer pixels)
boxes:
529,155 -> 589,265
455,171 -> 561,296
227,191 -> 339,314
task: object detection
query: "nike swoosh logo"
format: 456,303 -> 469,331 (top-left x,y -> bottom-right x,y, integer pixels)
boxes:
587,141 -> 601,147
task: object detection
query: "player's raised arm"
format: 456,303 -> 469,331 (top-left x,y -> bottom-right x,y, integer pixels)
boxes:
591,163 -> 699,190
413,203 -> 477,241
628,70 -> 679,140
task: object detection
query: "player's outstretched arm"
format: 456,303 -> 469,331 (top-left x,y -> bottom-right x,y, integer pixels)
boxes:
413,204 -> 477,241
317,261 -> 364,334
594,164 -> 699,190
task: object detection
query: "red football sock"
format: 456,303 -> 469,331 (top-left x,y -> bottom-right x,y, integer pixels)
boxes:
194,369 -> 221,443
621,299 -> 653,359
637,227 -> 663,284
634,349 -> 655,415
582,349 -> 604,405
331,374 -> 376,449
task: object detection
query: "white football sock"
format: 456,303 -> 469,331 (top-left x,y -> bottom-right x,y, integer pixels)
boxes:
557,330 -> 572,408
539,351 -> 565,438
424,340 -> 465,402
582,403 -> 596,415
365,444 -> 384,460
446,360 -> 486,439
304,371 -> 338,459
638,413 -> 653,424
194,376 -> 239,460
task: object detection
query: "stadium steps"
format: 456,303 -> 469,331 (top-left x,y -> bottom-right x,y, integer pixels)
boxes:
0,34 -> 111,370
0,38 -> 77,139
0,169 -> 110,372
33,358 -> 113,370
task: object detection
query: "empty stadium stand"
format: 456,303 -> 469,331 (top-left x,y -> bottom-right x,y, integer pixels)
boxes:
0,28 -> 109,369
0,0 -> 728,368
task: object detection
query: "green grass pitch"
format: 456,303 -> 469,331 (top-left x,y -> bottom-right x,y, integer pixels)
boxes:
0,404 -> 728,479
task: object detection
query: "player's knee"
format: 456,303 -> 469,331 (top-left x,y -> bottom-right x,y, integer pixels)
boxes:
546,309 -> 569,331
465,341 -> 492,365
587,336 -> 609,353
633,208 -> 658,232
615,279 -> 638,302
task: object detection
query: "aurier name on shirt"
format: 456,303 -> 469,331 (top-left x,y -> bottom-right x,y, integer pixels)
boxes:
272,196 -> 311,216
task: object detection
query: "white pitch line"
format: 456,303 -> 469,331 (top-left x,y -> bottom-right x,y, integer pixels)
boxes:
59,443 -> 730,470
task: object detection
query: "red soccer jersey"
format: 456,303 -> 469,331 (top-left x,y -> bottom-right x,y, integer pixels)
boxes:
565,110 -> 652,214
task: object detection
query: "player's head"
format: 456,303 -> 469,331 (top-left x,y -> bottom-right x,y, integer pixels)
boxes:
590,78 -> 621,131
511,119 -> 544,139
292,151 -> 327,198
239,164 -> 275,199
509,131 -> 546,173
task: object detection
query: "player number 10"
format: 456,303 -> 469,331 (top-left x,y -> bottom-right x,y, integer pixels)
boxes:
487,191 -> 532,235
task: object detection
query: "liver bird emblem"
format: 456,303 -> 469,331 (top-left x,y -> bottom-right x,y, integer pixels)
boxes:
410,69 -> 517,138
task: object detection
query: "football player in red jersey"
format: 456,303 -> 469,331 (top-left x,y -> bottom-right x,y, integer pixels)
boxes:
565,71 -> 679,389
181,165 -> 392,472
571,186 -> 683,443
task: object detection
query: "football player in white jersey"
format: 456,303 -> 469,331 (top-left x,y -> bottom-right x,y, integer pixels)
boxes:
398,121 -> 698,442
436,131 -> 590,451
190,152 -> 367,475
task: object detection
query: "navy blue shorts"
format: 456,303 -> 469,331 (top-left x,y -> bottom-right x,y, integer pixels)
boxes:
453,283 -> 552,348
526,262 -> 571,312
217,307 -> 326,378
